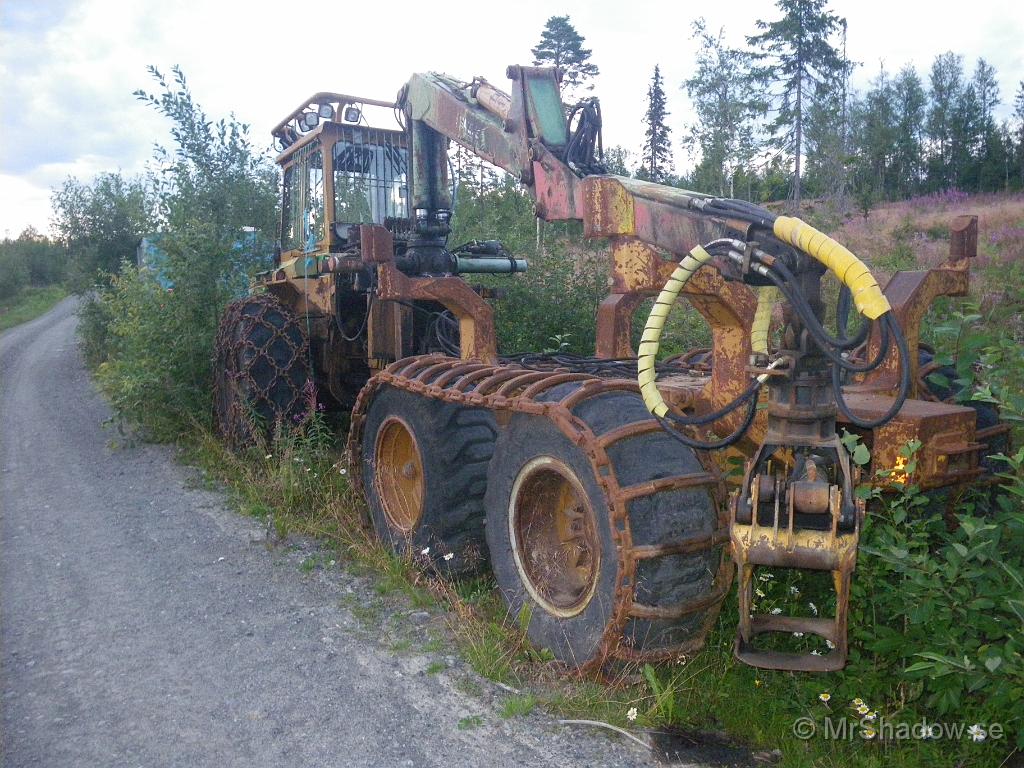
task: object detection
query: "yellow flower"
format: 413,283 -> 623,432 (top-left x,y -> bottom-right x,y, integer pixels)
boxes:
754,679 -> 763,688
851,698 -> 864,707
861,727 -> 877,740
818,692 -> 831,703
856,704 -> 870,715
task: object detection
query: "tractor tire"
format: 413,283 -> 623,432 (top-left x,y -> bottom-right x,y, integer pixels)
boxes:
484,385 -> 721,668
360,386 -> 496,576
213,295 -> 312,449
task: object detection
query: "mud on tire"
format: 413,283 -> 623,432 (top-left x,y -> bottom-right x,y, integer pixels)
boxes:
213,295 -> 312,449
360,386 -> 496,576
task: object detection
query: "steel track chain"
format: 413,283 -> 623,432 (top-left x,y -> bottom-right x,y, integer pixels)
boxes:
213,294 -> 311,447
347,353 -> 735,669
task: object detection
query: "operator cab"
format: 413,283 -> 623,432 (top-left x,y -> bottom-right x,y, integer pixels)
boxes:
272,93 -> 409,261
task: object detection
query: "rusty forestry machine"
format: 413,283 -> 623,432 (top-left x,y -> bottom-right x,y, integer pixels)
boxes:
212,66 -> 1007,673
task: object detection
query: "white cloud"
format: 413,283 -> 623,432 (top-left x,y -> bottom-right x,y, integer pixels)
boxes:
2,0 -> 1023,235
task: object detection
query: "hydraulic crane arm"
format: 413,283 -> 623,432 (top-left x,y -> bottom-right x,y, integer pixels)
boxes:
394,67 -> 925,672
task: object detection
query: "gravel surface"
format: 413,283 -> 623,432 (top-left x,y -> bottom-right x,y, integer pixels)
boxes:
0,298 -> 675,767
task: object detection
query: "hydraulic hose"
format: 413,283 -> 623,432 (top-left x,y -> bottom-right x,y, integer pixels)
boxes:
751,286 -> 779,355
773,216 -> 891,320
832,314 -> 912,429
636,243 -> 785,450
637,244 -> 715,419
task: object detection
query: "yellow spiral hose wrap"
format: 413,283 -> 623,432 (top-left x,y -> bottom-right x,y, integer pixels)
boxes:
773,216 -> 891,320
751,286 -> 779,355
637,245 -> 714,418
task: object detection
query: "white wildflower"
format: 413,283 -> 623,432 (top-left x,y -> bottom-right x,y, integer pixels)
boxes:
420,547 -> 430,556
818,692 -> 831,703
443,553 -> 454,561
626,707 -> 638,722
771,608 -> 782,615
808,602 -> 818,616
967,724 -> 986,742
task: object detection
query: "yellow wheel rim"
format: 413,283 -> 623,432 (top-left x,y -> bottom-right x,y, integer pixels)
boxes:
509,456 -> 600,618
374,416 -> 425,533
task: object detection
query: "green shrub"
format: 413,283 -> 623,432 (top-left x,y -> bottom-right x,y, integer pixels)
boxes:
77,65 -> 278,439
0,246 -> 29,299
841,441 -> 1024,747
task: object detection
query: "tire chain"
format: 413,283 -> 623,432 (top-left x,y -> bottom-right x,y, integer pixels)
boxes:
213,294 -> 311,448
347,353 -> 734,670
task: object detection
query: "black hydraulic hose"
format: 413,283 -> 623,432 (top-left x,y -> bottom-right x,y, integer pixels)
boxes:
769,256 -> 869,351
662,377 -> 762,426
700,200 -> 777,229
656,393 -> 760,451
832,314 -> 912,429
760,264 -> 889,373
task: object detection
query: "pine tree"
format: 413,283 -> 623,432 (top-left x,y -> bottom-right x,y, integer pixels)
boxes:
639,65 -> 673,183
684,20 -> 762,197
603,145 -> 634,177
747,0 -> 846,208
531,15 -> 600,104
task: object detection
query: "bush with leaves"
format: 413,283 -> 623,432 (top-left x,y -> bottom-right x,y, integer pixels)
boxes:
78,66 -> 279,439
51,173 -> 156,292
838,438 -> 1024,748
0,243 -> 30,300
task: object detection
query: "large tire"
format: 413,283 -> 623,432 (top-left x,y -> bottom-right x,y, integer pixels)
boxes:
213,295 -> 312,449
484,385 -> 721,667
360,386 -> 496,576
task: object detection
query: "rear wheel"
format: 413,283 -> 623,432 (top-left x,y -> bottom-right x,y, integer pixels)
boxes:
484,386 -> 724,668
360,386 -> 496,576
213,295 -> 311,449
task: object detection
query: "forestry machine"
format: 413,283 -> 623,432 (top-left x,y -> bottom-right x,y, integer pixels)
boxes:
213,66 -> 1006,673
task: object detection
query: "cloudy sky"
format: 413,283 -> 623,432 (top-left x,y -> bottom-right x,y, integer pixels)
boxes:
2,0 -> 1022,237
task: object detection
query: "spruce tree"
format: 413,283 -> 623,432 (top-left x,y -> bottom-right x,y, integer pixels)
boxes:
531,16 -> 600,104
747,0 -> 845,208
640,65 -> 673,183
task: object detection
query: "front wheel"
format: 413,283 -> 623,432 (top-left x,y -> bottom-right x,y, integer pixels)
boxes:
213,294 -> 312,449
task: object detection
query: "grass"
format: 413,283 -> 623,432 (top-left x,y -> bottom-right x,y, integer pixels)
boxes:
457,715 -> 484,730
0,285 -> 67,332
500,694 -> 537,719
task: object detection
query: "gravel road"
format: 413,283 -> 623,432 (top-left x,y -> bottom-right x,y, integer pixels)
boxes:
0,298 -> 668,767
